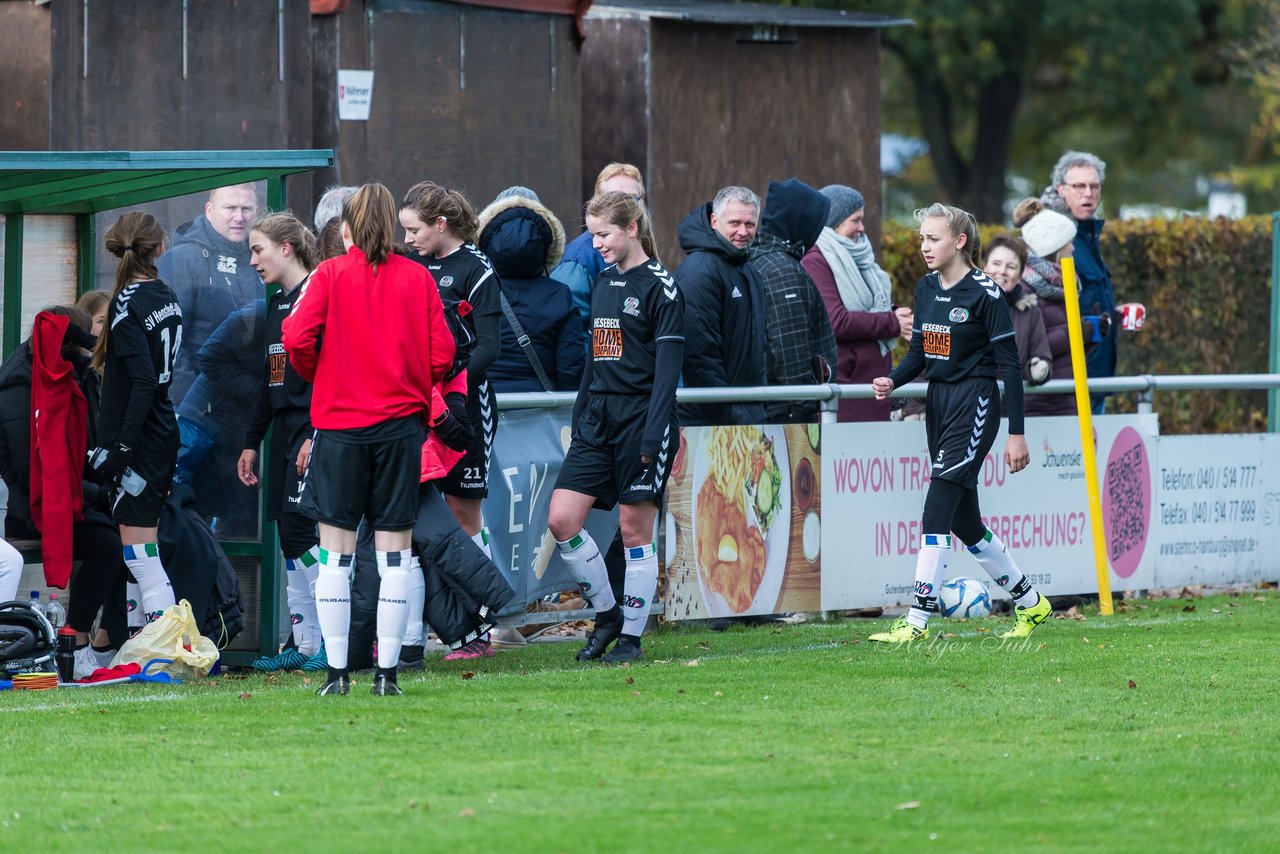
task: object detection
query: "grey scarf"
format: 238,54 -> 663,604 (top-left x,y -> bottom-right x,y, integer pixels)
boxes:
815,227 -> 895,356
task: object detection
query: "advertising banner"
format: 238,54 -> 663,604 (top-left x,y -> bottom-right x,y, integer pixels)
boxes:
485,408 -> 617,614
820,415 -> 1159,609
662,425 -> 822,620
1152,434 -> 1272,588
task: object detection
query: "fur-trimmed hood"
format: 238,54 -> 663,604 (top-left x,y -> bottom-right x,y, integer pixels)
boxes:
477,194 -> 566,277
1004,283 -> 1039,313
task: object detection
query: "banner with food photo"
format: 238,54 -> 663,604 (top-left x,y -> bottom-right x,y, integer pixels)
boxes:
662,424 -> 822,620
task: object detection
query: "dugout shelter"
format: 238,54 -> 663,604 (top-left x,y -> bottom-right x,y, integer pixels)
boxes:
0,148 -> 334,666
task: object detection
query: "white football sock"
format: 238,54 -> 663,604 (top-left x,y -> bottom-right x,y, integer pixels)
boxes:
403,554 -> 425,647
470,527 -> 492,558
967,530 -> 1038,608
297,545 -> 321,598
314,548 -> 354,670
556,530 -> 616,612
621,543 -> 658,638
906,534 -> 950,630
123,543 -> 174,624
284,555 -> 322,657
376,549 -> 413,669
125,579 -> 144,631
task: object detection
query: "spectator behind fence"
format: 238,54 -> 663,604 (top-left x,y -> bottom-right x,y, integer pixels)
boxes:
314,185 -> 358,233
802,184 -> 911,423
158,183 -> 265,537
1041,151 -> 1117,411
552,162 -> 646,324
675,185 -> 767,427
983,235 -> 1052,410
0,306 -> 130,670
477,186 -> 587,394
749,178 -> 837,424
1013,199 -> 1103,417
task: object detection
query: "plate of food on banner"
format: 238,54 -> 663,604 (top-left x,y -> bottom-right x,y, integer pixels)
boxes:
690,425 -> 790,617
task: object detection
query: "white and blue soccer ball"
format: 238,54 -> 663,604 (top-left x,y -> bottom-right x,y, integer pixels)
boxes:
939,577 -> 992,619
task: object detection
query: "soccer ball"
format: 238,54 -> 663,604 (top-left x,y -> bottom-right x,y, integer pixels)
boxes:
939,577 -> 992,619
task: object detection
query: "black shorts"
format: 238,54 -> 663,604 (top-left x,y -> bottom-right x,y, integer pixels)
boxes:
555,393 -> 676,510
111,453 -> 176,528
439,379 -> 497,500
925,376 -> 1001,489
300,416 -> 424,530
266,410 -> 311,521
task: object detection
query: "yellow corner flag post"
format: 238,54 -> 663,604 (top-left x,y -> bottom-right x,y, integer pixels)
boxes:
1060,257 -> 1113,615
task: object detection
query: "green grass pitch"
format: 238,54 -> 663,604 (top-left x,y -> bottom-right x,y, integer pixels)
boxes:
4,592 -> 1278,851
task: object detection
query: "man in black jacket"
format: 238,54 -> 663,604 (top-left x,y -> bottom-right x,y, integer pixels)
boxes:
675,186 -> 767,427
749,178 -> 838,423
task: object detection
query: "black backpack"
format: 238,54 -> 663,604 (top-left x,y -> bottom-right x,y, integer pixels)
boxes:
0,601 -> 56,673
158,486 -> 245,648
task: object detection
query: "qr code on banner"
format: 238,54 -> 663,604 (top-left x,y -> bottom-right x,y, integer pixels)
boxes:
1106,444 -> 1147,562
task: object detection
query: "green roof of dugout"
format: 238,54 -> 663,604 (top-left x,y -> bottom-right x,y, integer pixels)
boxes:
0,149 -> 333,214
0,149 -> 333,667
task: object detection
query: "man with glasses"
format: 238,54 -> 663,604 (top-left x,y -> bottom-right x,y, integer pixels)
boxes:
1042,151 -> 1116,412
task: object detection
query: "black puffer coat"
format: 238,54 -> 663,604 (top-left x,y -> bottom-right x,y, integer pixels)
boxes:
477,196 -> 586,393
674,203 -> 767,426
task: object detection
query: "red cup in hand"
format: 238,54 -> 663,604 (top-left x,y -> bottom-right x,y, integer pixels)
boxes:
1119,302 -> 1145,331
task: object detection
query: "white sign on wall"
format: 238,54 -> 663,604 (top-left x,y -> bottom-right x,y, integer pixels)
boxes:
337,70 -> 375,121
1152,434 -> 1272,588
820,415 -> 1159,609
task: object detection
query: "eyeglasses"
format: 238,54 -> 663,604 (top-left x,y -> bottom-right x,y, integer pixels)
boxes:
1067,182 -> 1102,193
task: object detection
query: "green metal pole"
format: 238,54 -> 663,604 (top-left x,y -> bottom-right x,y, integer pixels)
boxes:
76,213 -> 96,297
255,174 -> 287,657
1271,213 -> 1280,432
3,214 -> 23,358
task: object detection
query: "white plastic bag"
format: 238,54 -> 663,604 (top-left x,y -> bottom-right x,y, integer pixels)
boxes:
112,599 -> 219,678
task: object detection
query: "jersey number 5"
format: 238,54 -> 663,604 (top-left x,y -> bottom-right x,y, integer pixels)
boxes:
158,325 -> 183,385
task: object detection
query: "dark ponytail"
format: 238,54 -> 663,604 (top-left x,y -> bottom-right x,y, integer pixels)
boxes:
93,211 -> 165,370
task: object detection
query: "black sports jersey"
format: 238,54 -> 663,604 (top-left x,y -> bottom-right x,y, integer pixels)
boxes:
890,268 -> 1025,434
414,243 -> 501,383
98,279 -> 183,452
588,260 -> 684,394
244,277 -> 313,450
415,243 -> 500,319
903,269 -> 1014,382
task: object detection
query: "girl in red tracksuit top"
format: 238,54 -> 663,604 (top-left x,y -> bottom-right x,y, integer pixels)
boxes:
282,183 -> 454,698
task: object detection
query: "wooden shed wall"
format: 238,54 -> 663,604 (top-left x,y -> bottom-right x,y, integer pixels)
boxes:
578,15 -> 649,231
328,2 -> 582,230
584,18 -> 884,267
48,0 -> 316,217
0,2 -> 51,151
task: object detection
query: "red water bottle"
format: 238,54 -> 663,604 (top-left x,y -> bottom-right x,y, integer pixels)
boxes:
56,626 -> 77,683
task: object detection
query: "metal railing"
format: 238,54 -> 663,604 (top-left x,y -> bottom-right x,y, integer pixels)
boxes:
497,373 -> 1280,422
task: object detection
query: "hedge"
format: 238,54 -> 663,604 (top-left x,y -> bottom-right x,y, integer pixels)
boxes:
879,216 -> 1274,434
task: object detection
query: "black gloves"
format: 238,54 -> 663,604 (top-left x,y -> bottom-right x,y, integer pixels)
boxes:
431,392 -> 475,452
88,442 -> 133,483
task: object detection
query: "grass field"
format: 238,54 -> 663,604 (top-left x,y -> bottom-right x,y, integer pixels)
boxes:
4,591 -> 1279,852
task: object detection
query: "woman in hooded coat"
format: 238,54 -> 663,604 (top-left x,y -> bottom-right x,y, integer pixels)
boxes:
477,188 -> 586,394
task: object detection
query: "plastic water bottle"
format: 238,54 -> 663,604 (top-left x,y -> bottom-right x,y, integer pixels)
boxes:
46,593 -> 67,630
120,467 -> 147,497
29,590 -> 46,619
